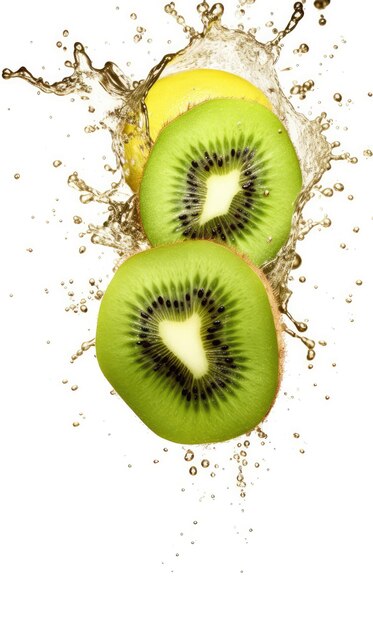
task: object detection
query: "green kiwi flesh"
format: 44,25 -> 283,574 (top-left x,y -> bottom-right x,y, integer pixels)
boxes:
140,99 -> 302,266
96,240 -> 281,444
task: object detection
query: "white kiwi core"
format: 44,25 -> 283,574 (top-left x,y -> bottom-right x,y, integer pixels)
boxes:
199,169 -> 241,226
158,312 -> 208,378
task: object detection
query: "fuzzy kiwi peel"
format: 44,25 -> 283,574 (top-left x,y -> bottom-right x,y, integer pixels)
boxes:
124,69 -> 271,192
96,240 -> 282,444
139,98 -> 302,267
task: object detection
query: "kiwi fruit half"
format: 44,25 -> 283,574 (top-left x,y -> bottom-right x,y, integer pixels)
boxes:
124,69 -> 271,192
96,240 -> 282,444
140,98 -> 302,266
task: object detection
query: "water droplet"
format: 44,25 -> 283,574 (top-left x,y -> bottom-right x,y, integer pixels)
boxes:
189,466 -> 197,476
333,182 -> 344,191
53,160 -> 62,167
314,0 -> 330,7
333,93 -> 342,102
201,459 -> 210,468
184,449 -> 194,462
72,421 -> 80,427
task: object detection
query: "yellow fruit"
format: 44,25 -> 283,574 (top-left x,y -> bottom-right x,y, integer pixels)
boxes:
123,69 -> 271,192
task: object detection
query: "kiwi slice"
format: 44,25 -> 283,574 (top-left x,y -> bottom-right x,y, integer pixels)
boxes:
140,98 -> 302,266
96,240 -> 282,444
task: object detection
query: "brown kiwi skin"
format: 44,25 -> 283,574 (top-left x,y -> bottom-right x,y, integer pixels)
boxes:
126,238 -> 284,443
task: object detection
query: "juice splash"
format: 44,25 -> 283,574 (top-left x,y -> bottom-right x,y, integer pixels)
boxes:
3,2 -> 345,489
3,3 -> 334,348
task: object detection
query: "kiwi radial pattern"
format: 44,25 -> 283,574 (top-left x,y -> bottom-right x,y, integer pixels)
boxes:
96,241 -> 281,444
140,99 -> 302,266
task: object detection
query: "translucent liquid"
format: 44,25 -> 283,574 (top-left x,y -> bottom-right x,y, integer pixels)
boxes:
3,2 -> 336,353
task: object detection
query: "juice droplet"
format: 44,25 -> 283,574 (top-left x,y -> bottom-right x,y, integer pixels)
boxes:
334,182 -> 344,191
333,92 -> 342,102
356,279 -> 363,286
319,15 -> 327,25
314,0 -> 330,7
201,459 -> 210,468
363,149 -> 372,157
63,30 -> 69,37
184,449 -> 194,462
256,426 -> 268,439
292,252 -> 302,268
53,160 -> 62,167
189,466 -> 197,476
72,421 -> 80,427
14,173 -> 20,179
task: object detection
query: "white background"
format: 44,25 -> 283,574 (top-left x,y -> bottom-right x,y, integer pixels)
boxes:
1,1 -> 372,624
